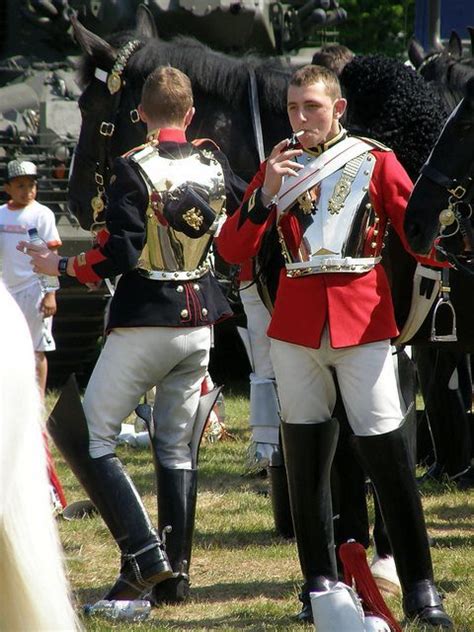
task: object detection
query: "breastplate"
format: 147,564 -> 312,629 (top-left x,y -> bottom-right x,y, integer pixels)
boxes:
131,145 -> 226,279
277,151 -> 380,276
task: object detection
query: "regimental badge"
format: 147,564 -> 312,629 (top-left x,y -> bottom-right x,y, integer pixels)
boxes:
297,184 -> 320,215
298,191 -> 314,214
328,178 -> 351,215
183,209 -> 204,231
107,72 -> 122,94
109,174 -> 117,185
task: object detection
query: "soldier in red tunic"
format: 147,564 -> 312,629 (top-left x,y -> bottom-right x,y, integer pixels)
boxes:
217,65 -> 453,629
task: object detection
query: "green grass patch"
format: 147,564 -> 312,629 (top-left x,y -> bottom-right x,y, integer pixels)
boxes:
45,390 -> 473,631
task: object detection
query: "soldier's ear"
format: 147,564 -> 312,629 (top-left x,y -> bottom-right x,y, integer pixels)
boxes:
184,107 -> 195,128
138,104 -> 148,124
334,98 -> 347,119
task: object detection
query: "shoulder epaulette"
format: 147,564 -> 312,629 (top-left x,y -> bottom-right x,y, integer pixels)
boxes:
353,136 -> 392,152
121,141 -> 152,159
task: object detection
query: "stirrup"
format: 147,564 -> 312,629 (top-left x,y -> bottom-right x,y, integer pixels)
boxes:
430,296 -> 457,342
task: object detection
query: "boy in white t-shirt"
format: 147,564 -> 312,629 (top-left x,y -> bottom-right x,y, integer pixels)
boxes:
0,160 -> 62,397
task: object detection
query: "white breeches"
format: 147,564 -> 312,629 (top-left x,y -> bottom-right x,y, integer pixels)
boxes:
270,328 -> 403,436
240,283 -> 280,442
239,283 -> 274,379
84,326 -> 210,468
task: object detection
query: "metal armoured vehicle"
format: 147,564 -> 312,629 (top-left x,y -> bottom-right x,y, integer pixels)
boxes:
0,0 -> 345,384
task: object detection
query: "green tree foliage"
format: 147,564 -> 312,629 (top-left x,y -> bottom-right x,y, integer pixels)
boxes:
338,0 -> 415,57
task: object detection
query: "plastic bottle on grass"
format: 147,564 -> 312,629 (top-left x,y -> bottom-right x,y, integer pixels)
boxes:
83,599 -> 151,622
27,227 -> 60,291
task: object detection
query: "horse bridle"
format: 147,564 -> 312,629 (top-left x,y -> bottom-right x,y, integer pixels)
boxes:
89,39 -> 144,227
420,161 -> 474,268
419,157 -> 474,342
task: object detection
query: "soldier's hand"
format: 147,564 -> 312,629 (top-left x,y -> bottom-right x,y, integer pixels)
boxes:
262,139 -> 303,200
17,241 -> 61,277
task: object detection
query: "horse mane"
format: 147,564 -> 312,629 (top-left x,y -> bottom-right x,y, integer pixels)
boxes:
0,281 -> 79,631
79,32 -> 292,113
341,54 -> 448,180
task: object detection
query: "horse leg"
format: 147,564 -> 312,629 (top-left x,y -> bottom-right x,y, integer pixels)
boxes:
415,348 -> 472,481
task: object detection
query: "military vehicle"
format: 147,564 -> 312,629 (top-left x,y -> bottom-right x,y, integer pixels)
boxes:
0,1 -> 346,384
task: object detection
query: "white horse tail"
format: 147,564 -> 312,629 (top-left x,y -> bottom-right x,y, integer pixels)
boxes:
0,281 -> 80,631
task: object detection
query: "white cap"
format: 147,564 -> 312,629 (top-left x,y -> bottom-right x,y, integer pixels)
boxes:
7,160 -> 37,181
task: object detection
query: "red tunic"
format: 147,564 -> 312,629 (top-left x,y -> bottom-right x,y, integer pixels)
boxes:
217,149 -> 442,349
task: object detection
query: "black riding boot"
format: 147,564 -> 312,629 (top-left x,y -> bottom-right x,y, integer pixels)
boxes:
268,463 -> 294,539
142,385 -> 221,605
354,426 -> 453,629
48,375 -> 172,600
151,466 -> 198,604
268,431 -> 294,539
281,418 -> 339,623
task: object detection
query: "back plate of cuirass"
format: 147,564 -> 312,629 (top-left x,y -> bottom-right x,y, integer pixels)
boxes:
277,152 -> 379,274
131,146 -> 226,275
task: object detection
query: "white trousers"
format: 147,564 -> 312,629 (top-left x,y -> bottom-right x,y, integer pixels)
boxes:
84,326 -> 211,467
270,328 -> 403,436
10,282 -> 55,352
239,282 -> 274,379
240,283 -> 280,444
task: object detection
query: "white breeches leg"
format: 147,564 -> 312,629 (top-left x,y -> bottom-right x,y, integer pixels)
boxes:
240,283 -> 281,464
84,326 -> 210,467
270,329 -> 403,436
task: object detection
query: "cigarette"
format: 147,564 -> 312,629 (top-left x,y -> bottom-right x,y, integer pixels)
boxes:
288,129 -> 305,148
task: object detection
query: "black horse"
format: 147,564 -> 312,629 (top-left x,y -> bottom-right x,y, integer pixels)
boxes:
408,29 -> 474,113
68,7 -> 291,230
403,76 -> 474,482
405,77 -> 474,261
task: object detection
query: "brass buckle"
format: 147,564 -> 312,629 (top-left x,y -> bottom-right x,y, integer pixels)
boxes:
100,121 -> 115,137
130,108 -> 141,123
448,185 -> 467,199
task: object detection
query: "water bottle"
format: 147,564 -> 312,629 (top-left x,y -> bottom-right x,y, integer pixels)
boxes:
83,599 -> 151,622
215,391 -> 226,425
27,227 -> 60,291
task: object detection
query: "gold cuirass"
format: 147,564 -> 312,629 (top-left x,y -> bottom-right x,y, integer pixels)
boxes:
131,145 -> 226,280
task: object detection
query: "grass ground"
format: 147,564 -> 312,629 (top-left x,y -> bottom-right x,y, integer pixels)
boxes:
46,387 -> 474,632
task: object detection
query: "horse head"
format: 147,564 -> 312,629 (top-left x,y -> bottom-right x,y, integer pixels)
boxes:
408,31 -> 474,114
404,76 -> 474,258
68,6 -> 155,230
68,4 -> 292,230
